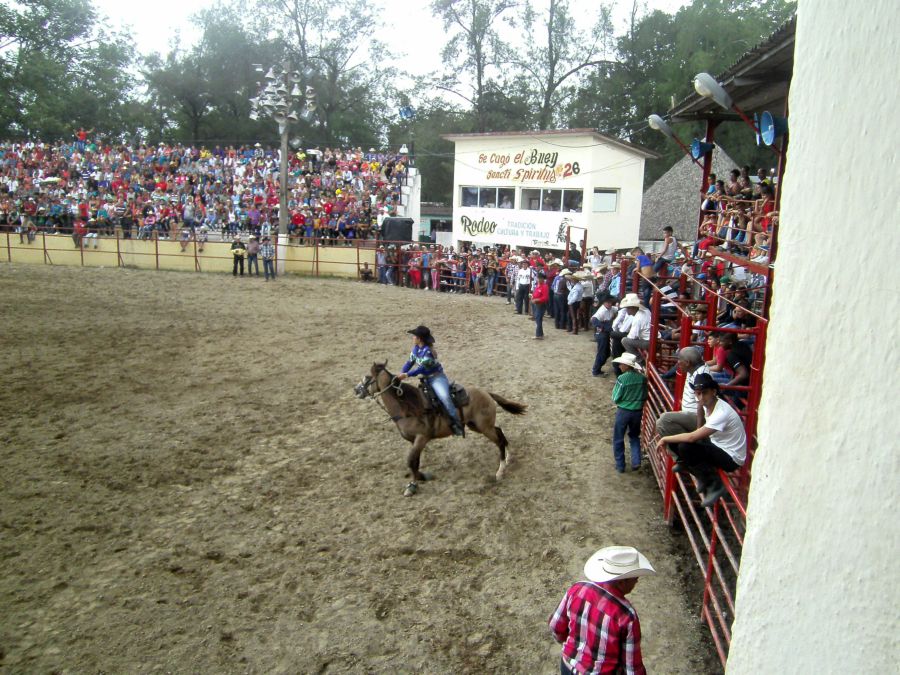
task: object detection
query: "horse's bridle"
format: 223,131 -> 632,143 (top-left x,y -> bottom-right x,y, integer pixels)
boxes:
355,373 -> 403,399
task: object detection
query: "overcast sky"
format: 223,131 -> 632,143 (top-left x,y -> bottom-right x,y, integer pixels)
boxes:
94,0 -> 689,76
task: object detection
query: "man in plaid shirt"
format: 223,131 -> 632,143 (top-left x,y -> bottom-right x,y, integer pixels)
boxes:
549,546 -> 655,674
260,235 -> 276,281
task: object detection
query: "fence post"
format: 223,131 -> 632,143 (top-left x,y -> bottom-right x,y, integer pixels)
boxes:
154,232 -> 159,270
5,230 -> 10,262
80,232 -> 85,266
193,232 -> 200,272
648,288 -> 661,367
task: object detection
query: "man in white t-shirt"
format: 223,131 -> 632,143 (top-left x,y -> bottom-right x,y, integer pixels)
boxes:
656,372 -> 746,507
620,294 -> 652,357
655,347 -> 710,437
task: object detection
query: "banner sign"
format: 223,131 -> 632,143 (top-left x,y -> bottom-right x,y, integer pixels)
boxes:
476,148 -> 582,185
454,208 -> 585,249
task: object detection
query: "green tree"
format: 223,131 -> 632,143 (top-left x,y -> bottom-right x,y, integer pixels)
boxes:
260,0 -> 396,145
0,0 -> 139,139
565,0 -> 795,185
431,0 -> 518,133
511,0 -> 616,130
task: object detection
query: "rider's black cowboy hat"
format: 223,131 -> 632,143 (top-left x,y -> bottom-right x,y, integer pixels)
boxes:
407,325 -> 435,346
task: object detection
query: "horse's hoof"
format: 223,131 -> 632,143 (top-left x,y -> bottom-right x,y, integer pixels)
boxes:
420,472 -> 434,482
403,482 -> 418,497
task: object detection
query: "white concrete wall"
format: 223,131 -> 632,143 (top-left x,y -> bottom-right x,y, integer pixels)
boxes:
726,2 -> 900,672
588,140 -> 647,250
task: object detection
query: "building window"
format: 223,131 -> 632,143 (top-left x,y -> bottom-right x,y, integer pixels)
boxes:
462,186 -> 516,208
522,188 -> 541,210
593,188 -> 618,213
522,188 -> 574,211
563,189 -> 583,212
479,187 -> 497,208
541,189 -> 562,212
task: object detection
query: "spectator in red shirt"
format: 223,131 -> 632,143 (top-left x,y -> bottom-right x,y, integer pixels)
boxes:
531,270 -> 550,339
550,546 -> 655,675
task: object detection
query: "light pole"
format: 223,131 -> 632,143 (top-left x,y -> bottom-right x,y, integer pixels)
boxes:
250,63 -> 317,272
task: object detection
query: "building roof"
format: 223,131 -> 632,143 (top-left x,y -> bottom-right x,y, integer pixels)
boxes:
441,128 -> 659,159
639,147 -> 739,242
420,204 -> 452,218
669,16 -> 796,121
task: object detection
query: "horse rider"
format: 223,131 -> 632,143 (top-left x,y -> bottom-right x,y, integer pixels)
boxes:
396,326 -> 466,437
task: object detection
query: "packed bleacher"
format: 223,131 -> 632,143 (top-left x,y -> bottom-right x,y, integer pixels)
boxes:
0,136 -> 409,246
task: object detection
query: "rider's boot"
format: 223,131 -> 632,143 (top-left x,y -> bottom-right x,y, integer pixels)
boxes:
451,418 -> 466,437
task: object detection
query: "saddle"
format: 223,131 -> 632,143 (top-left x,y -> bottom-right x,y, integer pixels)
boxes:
418,380 -> 470,418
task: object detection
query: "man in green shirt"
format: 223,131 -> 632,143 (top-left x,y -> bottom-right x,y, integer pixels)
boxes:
611,353 -> 647,472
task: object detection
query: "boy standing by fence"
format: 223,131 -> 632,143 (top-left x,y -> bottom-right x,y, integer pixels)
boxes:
610,353 -> 647,473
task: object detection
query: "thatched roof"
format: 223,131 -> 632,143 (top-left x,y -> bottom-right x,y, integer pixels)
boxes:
640,147 -> 739,242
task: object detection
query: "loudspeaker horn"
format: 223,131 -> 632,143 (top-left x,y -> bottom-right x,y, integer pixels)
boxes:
760,111 -> 788,146
690,138 -> 715,160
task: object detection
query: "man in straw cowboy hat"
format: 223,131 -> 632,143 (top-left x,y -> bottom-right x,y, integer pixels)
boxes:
620,293 -> 652,358
550,545 -> 655,674
611,352 -> 647,472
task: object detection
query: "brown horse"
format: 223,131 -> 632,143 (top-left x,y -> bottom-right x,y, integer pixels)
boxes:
355,362 -> 527,496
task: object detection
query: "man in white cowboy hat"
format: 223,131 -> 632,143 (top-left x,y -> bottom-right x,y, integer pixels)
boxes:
610,292 -> 637,374
553,268 -> 572,330
549,545 -> 655,675
620,293 -> 652,358
611,352 -> 647,472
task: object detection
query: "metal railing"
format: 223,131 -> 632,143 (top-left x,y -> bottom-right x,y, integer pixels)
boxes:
637,266 -> 768,667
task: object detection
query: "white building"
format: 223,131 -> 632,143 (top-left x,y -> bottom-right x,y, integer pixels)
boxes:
442,130 -> 657,252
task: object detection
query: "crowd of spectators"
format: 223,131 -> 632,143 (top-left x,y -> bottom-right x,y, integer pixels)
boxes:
696,165 -> 776,264
0,133 -> 409,248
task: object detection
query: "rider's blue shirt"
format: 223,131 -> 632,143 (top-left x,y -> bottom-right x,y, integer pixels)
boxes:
401,345 -> 443,378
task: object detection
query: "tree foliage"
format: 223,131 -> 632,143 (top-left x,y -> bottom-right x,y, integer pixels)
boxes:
511,0 -> 616,130
431,0 -> 518,133
2,0 -> 797,196
0,0 -> 138,139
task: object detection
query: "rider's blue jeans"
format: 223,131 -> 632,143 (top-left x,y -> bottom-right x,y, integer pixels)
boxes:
427,373 -> 460,423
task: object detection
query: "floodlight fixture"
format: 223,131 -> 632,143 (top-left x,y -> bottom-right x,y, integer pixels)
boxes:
693,72 -> 732,110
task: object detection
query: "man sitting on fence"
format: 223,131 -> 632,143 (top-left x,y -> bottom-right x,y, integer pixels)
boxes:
657,373 -> 747,508
655,346 -> 710,438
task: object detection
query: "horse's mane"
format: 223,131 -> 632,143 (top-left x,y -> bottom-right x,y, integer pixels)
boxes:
375,366 -> 429,418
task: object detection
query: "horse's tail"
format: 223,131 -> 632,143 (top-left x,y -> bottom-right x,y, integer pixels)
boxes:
489,393 -> 527,415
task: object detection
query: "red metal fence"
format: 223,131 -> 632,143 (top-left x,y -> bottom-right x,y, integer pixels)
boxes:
632,265 -> 767,666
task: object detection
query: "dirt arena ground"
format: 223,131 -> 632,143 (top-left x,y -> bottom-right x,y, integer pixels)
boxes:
0,264 -> 719,674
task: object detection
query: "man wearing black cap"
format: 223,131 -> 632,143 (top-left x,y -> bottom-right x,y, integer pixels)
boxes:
657,373 -> 746,507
